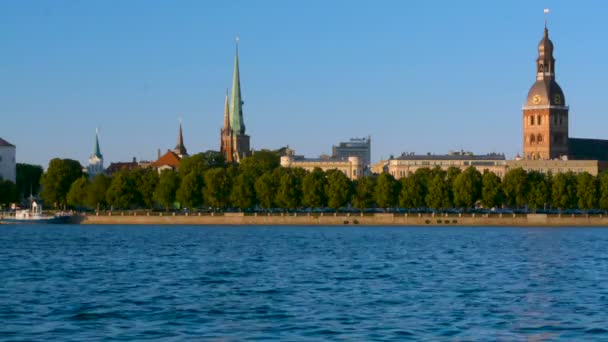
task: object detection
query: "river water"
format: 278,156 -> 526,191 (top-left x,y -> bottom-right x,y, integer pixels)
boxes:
1,225 -> 608,341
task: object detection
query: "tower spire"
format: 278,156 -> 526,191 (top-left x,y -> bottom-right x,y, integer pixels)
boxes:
230,35 -> 245,135
174,117 -> 188,157
223,89 -> 231,130
94,128 -> 102,159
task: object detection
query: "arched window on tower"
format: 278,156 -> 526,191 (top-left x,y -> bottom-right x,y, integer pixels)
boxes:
530,134 -> 536,144
539,64 -> 544,72
537,115 -> 542,125
537,134 -> 543,144
530,116 -> 535,125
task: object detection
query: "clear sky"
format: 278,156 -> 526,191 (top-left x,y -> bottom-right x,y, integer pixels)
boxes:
2,1 -> 608,168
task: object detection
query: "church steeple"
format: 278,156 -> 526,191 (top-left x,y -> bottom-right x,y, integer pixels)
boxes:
93,128 -> 102,159
223,90 -> 231,131
536,26 -> 555,81
174,119 -> 188,158
230,37 -> 245,135
88,128 -> 104,178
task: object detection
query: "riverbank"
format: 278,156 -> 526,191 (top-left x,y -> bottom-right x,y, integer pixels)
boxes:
74,212 -> 608,226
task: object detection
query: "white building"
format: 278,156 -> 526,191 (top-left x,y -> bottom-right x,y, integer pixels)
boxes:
0,138 -> 16,183
87,129 -> 104,178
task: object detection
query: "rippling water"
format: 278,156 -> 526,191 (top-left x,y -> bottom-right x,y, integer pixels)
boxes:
2,225 -> 608,340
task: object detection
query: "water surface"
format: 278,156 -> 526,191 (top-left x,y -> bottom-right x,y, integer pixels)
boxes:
1,225 -> 608,341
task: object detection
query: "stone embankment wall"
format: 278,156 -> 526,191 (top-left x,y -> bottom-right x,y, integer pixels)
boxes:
76,212 -> 608,226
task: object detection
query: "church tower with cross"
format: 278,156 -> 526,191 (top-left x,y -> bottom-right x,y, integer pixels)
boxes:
220,37 -> 251,163
522,14 -> 569,160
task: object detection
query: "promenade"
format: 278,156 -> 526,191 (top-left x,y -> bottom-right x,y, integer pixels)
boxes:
75,212 -> 608,226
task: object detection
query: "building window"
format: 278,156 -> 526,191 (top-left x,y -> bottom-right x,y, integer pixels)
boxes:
537,134 -> 543,143
530,134 -> 536,144
530,116 -> 535,125
537,115 -> 542,125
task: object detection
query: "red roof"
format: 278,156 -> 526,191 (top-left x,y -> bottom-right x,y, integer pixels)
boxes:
151,150 -> 181,168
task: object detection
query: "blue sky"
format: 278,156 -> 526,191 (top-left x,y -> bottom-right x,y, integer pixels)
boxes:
1,1 -> 608,168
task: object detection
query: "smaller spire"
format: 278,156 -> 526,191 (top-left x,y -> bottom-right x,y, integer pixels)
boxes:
223,89 -> 231,130
93,128 -> 102,159
174,118 -> 188,157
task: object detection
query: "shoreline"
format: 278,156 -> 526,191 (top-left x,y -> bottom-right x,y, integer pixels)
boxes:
72,212 -> 608,227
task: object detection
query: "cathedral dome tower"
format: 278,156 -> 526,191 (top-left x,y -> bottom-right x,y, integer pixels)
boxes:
522,24 -> 569,160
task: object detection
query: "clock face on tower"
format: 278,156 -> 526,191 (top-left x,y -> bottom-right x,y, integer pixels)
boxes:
532,94 -> 542,105
554,94 -> 562,104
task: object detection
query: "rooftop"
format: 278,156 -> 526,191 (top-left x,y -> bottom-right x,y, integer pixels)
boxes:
394,151 -> 505,161
0,137 -> 15,147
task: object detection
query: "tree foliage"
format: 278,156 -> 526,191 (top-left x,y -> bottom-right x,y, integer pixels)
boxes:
352,176 -> 376,210
67,177 -> 89,208
154,170 -> 180,210
40,158 -> 83,207
302,168 -> 328,208
375,173 -> 399,208
16,163 -> 43,199
325,169 -> 352,210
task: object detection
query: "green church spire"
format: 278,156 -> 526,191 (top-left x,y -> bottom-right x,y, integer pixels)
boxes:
93,128 -> 102,159
230,37 -> 245,135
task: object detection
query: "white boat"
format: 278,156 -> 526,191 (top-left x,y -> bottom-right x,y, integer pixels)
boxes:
1,201 -> 72,224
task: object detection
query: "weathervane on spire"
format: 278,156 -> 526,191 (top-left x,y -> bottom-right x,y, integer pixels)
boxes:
544,8 -> 550,28
235,35 -> 240,50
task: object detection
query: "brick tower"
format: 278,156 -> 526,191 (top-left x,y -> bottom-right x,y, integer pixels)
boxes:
522,25 -> 569,160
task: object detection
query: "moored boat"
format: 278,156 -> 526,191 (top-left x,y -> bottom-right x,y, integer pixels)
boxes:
0,201 -> 72,224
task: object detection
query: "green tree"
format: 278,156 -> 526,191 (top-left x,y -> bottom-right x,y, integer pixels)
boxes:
136,169 -> 159,208
230,173 -> 256,209
302,168 -> 328,208
352,175 -> 376,210
375,173 -> 399,208
106,170 -> 138,209
239,150 -> 280,177
0,180 -> 18,207
67,177 -> 89,208
16,163 -> 43,199
425,173 -> 450,209
503,168 -> 529,207
577,172 -> 597,210
276,168 -> 304,209
326,169 -> 353,210
552,172 -> 578,209
154,170 -> 181,210
203,168 -> 232,209
599,172 -> 608,210
176,172 -> 204,209
401,169 -> 431,208
452,167 -> 482,208
481,171 -> 503,208
180,151 -> 225,176
85,174 -> 111,210
446,166 -> 462,206
527,171 -> 550,210
40,158 -> 83,208
255,171 -> 279,209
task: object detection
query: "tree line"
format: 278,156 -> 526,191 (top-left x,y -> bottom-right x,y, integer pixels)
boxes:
29,150 -> 608,212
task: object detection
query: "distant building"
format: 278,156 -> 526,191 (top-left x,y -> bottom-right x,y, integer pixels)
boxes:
220,41 -> 251,163
280,150 -> 364,180
385,151 -> 507,178
87,129 -> 104,178
506,159 -> 608,176
0,137 -> 16,183
332,137 -> 371,167
150,122 -> 188,173
150,150 -> 182,173
106,158 -> 140,175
